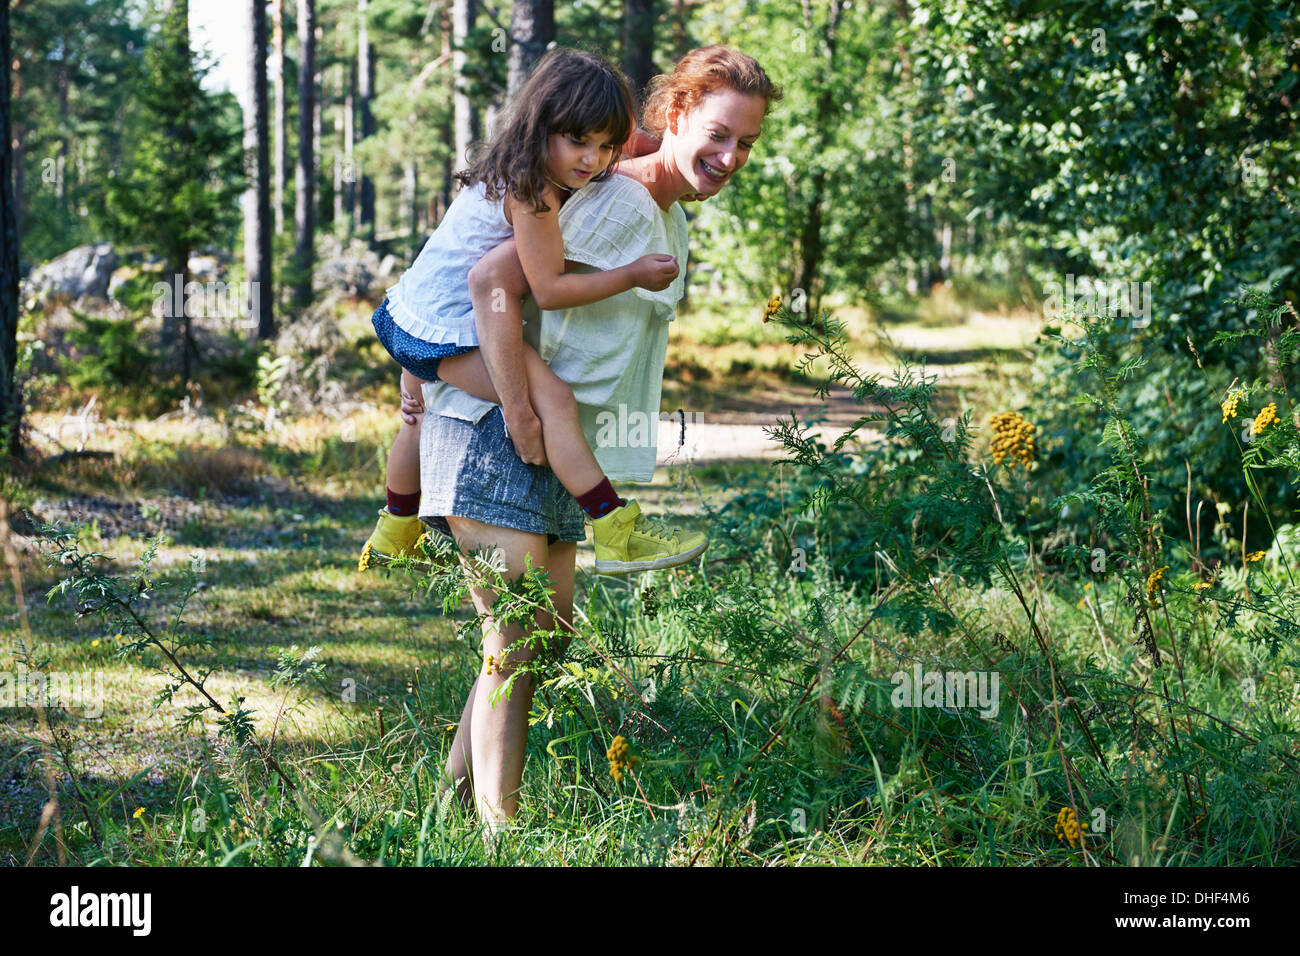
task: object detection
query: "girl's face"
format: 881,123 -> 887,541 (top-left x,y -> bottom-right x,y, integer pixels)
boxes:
665,88 -> 766,197
545,127 -> 619,191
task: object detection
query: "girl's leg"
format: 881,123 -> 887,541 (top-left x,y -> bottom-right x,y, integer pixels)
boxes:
437,348 -> 605,495
443,514 -> 556,826
385,368 -> 426,498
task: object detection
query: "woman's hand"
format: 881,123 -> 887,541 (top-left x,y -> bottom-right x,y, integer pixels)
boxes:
623,127 -> 661,159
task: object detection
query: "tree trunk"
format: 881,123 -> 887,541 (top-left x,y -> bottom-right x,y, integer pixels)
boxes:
357,0 -> 376,246
292,0 -> 316,307
439,0 -> 453,217
452,0 -> 478,173
794,168 -> 827,317
10,62 -> 22,261
1,0 -> 22,458
244,0 -> 275,340
793,0 -> 841,318
342,56 -> 355,236
273,0 -> 287,234
313,22 -> 323,227
404,158 -> 419,261
622,0 -> 655,98
506,0 -> 555,101
164,0 -> 191,378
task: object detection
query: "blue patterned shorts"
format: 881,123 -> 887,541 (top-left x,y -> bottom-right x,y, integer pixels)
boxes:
419,404 -> 586,546
371,298 -> 476,382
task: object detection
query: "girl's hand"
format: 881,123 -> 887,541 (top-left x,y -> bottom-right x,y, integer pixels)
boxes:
504,405 -> 548,467
399,377 -> 425,426
630,254 -> 679,292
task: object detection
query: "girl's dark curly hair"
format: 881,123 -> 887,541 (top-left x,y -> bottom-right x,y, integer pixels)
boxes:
456,48 -> 636,215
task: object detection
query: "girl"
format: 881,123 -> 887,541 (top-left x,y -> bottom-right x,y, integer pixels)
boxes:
363,48 -> 707,575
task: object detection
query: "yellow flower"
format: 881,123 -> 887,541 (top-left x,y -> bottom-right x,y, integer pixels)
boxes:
1220,390 -> 1241,423
357,542 -> 373,572
1193,581 -> 1212,592
1145,565 -> 1169,604
762,294 -> 782,323
1252,402 -> 1278,433
484,653 -> 496,676
1055,806 -> 1083,848
132,806 -> 145,820
1245,550 -> 1266,563
989,411 -> 1037,469
91,639 -> 100,647
606,735 -> 639,782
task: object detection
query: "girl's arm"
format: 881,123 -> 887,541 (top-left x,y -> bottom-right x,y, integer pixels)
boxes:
506,189 -> 677,311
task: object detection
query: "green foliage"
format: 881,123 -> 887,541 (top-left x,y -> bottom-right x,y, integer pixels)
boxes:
102,7 -> 243,274
60,310 -> 154,393
911,0 -> 1300,546
688,0 -> 922,308
9,0 -> 144,264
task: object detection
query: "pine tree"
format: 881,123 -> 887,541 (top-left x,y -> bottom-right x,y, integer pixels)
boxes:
104,4 -> 242,384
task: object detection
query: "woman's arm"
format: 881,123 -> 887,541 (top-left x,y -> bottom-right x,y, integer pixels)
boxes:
507,192 -> 677,310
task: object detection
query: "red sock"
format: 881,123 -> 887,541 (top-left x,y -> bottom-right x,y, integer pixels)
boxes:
576,477 -> 624,519
386,488 -> 420,517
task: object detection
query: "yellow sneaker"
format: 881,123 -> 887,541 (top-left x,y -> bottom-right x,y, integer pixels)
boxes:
590,500 -> 708,575
359,507 -> 427,571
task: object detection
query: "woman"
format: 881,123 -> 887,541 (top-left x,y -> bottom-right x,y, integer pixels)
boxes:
412,47 -> 781,829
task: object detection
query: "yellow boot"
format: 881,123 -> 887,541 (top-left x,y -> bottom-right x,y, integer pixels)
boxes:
590,500 -> 708,575
359,508 -> 427,571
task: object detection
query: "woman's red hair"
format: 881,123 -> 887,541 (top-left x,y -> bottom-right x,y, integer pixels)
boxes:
642,46 -> 782,136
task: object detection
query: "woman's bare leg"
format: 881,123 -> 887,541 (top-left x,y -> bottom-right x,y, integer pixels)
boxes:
437,348 -> 605,494
442,514 -> 560,826
440,538 -> 577,815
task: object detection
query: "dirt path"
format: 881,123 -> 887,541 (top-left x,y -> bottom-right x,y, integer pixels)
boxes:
656,384 -> 879,464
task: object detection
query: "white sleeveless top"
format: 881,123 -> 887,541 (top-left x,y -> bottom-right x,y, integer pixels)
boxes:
420,173 -> 688,481
383,181 -> 514,346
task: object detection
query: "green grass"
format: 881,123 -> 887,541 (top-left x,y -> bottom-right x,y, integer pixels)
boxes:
7,279 -> 1295,867
6,428 -> 1297,865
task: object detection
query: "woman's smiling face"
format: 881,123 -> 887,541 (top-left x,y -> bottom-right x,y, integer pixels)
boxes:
666,87 -> 767,196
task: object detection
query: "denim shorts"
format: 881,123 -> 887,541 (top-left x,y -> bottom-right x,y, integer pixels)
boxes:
371,298 -> 476,382
419,404 -> 586,545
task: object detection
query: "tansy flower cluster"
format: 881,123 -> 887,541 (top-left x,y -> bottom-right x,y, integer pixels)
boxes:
1055,806 -> 1083,848
1146,565 -> 1169,605
1245,550 -> 1266,563
1253,402 -> 1278,433
484,653 -> 497,676
358,542 -> 373,572
640,586 -> 659,620
606,735 -> 639,782
762,294 -> 782,323
1221,390 -> 1241,423
990,411 -> 1037,469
